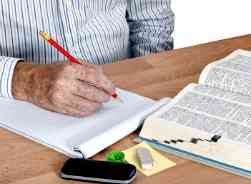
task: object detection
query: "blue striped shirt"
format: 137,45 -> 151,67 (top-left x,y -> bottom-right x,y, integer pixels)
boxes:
0,0 -> 174,98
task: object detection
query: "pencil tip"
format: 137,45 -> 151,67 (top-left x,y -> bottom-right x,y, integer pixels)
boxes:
111,93 -> 118,98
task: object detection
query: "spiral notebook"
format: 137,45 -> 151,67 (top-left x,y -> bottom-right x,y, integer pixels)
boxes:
0,88 -> 170,158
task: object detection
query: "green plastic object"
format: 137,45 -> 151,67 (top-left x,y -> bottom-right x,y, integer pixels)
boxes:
106,150 -> 127,163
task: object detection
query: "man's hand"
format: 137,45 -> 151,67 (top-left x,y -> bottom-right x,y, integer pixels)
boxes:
12,62 -> 115,117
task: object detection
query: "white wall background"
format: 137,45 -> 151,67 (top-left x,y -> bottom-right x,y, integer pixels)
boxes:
172,0 -> 251,48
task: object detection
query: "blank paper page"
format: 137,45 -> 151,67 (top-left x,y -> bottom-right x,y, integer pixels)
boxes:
0,89 -> 154,157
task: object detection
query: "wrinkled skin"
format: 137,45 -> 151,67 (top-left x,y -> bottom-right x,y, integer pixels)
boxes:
12,62 -> 115,117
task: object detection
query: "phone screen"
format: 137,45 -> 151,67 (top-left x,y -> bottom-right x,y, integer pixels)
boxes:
60,159 -> 136,183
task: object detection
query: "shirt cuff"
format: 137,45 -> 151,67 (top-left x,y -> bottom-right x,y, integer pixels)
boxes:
0,57 -> 23,98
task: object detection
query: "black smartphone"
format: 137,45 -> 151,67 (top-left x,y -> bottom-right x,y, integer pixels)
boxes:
60,158 -> 137,184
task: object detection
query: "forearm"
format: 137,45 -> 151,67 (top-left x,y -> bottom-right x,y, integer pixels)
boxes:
127,0 -> 175,57
12,62 -> 35,101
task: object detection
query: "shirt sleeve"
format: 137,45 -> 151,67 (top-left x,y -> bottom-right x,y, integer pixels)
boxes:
126,0 -> 175,57
0,56 -> 21,98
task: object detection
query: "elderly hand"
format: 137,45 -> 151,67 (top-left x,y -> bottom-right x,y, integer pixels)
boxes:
12,62 -> 115,117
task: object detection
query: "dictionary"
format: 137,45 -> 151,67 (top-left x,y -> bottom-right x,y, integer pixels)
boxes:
140,49 -> 251,179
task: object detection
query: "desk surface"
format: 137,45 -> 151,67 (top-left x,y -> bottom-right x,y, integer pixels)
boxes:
1,35 -> 251,184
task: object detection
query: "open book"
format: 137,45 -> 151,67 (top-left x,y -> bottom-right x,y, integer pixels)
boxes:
0,89 -> 170,158
140,49 -> 251,178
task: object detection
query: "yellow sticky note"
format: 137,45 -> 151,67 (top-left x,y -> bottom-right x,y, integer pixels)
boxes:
123,142 -> 176,176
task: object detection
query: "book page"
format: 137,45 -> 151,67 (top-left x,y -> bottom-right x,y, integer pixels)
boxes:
199,49 -> 251,97
140,83 -> 251,172
145,83 -> 251,146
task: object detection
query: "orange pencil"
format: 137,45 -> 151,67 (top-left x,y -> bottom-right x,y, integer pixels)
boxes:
39,31 -> 120,101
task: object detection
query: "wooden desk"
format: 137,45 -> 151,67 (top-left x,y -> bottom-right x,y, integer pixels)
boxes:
1,35 -> 251,184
